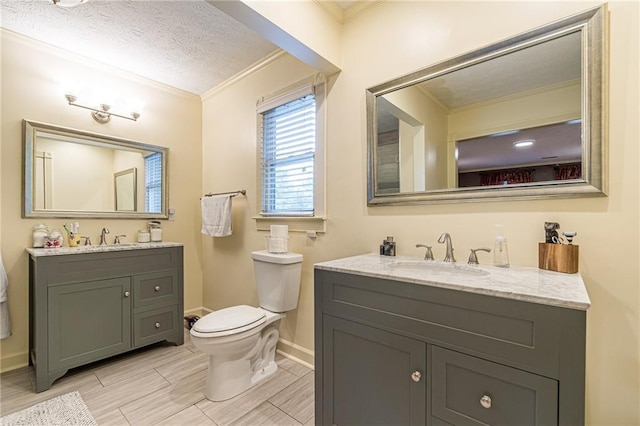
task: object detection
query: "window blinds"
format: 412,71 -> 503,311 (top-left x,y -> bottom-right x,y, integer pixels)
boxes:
145,152 -> 162,213
260,93 -> 316,216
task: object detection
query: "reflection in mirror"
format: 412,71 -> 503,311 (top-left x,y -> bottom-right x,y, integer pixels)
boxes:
367,5 -> 606,205
115,168 -> 137,211
24,120 -> 168,218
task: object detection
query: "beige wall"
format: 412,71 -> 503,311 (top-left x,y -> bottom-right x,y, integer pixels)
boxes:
202,1 -> 638,424
0,31 -> 204,371
201,53 -> 319,362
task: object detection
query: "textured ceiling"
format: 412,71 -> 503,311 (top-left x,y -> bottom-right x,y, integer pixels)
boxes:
0,0 -> 279,95
420,31 -> 582,109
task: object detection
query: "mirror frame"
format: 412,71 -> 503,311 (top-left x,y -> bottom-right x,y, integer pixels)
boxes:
366,5 -> 607,206
23,120 -> 169,219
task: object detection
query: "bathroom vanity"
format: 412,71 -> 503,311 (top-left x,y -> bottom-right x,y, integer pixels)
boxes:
314,254 -> 590,425
28,243 -> 184,392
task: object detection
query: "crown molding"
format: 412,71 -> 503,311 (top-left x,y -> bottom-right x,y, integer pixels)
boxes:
201,49 -> 288,100
1,28 -> 200,99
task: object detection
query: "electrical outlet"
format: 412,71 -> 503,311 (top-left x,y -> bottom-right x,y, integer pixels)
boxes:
168,208 -> 176,221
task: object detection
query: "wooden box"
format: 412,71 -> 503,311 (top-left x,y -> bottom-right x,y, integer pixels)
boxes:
538,243 -> 579,274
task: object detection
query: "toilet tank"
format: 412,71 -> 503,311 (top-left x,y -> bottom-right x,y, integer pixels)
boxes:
251,250 -> 303,313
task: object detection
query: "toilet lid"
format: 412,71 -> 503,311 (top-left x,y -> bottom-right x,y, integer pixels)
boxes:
193,305 -> 266,335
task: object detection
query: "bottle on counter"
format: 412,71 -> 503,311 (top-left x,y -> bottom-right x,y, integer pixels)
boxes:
493,224 -> 510,268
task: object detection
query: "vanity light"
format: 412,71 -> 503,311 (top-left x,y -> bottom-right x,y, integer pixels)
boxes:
513,139 -> 535,148
64,94 -> 141,124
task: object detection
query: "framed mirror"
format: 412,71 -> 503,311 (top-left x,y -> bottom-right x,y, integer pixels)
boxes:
23,120 -> 168,218
367,5 -> 607,205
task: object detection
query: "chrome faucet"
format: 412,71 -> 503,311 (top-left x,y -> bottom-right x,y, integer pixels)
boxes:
99,228 -> 110,245
437,233 -> 456,262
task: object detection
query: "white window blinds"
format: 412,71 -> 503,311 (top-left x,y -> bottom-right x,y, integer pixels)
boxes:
145,152 -> 162,213
260,93 -> 316,216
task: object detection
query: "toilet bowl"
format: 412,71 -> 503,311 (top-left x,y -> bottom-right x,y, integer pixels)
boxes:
190,251 -> 303,401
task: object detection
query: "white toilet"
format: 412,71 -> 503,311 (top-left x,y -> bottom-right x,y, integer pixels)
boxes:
190,250 -> 303,401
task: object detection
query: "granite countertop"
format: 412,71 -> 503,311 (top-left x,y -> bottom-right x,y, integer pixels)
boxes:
26,241 -> 183,257
315,253 -> 591,311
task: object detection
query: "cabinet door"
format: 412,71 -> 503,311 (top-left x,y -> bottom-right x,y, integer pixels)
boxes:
431,346 -> 558,426
322,315 -> 426,426
48,277 -> 132,371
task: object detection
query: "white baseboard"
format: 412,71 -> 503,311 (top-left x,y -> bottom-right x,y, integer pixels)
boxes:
276,338 -> 314,369
184,306 -> 212,317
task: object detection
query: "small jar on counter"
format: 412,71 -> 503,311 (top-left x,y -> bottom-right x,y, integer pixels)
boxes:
32,224 -> 49,248
150,228 -> 162,242
45,230 -> 63,248
137,229 -> 151,243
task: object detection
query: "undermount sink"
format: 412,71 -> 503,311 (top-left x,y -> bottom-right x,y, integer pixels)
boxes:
386,260 -> 490,277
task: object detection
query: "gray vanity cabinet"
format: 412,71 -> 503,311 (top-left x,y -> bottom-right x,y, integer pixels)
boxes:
314,268 -> 586,426
29,246 -> 184,392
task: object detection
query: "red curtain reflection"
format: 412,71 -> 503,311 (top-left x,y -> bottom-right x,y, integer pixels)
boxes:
480,169 -> 534,186
555,164 -> 582,180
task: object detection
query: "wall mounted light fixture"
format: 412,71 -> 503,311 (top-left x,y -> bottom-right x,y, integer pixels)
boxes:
65,94 -> 141,124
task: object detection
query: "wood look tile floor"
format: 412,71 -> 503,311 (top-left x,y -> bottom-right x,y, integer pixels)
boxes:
0,330 -> 315,425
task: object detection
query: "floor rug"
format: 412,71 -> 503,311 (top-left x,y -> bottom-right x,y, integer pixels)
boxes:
0,391 -> 97,425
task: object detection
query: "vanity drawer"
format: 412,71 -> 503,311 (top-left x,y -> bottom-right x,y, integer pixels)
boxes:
318,270 -> 564,377
133,270 -> 178,308
431,346 -> 558,426
133,305 -> 179,347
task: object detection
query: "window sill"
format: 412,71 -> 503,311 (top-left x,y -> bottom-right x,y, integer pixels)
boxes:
253,216 -> 326,233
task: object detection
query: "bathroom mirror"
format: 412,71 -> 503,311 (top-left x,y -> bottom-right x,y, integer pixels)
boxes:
366,5 -> 607,205
23,120 -> 168,218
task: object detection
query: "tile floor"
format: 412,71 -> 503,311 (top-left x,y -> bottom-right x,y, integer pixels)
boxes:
0,330 -> 315,425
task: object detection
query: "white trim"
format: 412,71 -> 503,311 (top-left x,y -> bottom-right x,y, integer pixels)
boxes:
1,29 -> 199,100
276,338 -> 315,368
256,83 -> 313,113
201,49 -> 288,100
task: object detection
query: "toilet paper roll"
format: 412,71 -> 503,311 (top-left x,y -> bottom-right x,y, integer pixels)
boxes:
270,225 -> 288,238
265,236 -> 288,253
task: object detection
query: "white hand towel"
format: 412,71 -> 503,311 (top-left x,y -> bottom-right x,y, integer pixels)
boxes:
201,195 -> 233,237
0,251 -> 11,339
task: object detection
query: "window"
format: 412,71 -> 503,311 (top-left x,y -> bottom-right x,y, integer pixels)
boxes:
144,152 -> 163,213
259,83 -> 324,217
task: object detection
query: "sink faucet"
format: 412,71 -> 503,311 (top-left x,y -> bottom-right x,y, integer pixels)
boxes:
416,244 -> 434,261
437,233 -> 456,262
99,228 -> 110,245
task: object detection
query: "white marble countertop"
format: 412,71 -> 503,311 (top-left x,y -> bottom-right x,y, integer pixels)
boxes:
315,253 -> 591,311
26,242 -> 183,257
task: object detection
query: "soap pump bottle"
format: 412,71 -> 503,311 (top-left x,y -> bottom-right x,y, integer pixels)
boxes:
493,224 -> 510,268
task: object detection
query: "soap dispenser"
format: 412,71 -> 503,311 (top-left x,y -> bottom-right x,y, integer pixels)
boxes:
493,224 -> 510,268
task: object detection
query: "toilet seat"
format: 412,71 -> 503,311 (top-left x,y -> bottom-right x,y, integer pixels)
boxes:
193,305 -> 266,337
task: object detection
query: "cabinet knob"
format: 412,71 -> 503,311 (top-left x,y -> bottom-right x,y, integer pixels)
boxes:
154,285 -> 161,292
480,394 -> 492,409
155,322 -> 161,329
124,291 -> 130,297
411,370 -> 422,382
